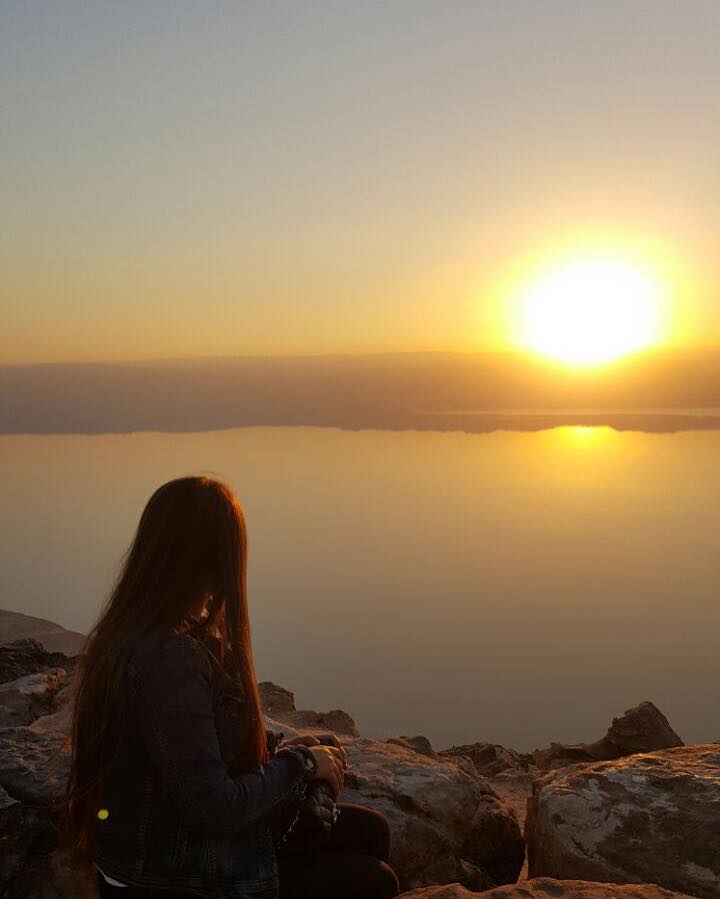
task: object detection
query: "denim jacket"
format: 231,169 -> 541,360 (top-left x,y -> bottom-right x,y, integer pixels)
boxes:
92,629 -> 317,898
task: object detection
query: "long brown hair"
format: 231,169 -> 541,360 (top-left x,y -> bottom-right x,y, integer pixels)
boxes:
64,475 -> 267,864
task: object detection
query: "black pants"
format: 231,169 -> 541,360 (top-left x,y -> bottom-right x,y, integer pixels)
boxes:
96,803 -> 399,899
277,802 -> 399,899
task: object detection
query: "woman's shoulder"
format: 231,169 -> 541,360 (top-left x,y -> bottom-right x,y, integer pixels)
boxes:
128,628 -> 214,682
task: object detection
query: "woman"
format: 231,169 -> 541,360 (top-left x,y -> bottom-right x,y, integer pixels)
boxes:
64,475 -> 399,899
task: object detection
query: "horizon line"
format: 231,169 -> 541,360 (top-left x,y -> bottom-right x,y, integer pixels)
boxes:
2,342 -> 718,370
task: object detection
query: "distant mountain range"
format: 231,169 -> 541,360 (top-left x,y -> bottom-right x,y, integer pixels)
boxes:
2,348 -> 720,435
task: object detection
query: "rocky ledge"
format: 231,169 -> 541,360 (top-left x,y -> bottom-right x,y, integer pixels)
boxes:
0,623 -> 524,897
1,609 -> 718,899
525,744 -> 720,898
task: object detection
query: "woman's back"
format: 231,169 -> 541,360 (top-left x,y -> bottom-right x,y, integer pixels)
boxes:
93,628 -> 316,898
66,476 -> 396,899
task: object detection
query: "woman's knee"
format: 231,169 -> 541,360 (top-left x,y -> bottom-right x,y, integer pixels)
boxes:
336,802 -> 391,861
369,858 -> 400,899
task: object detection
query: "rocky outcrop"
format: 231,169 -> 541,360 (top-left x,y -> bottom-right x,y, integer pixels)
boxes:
526,743 -> 720,898
440,742 -> 532,778
4,610 -> 710,899
532,703 -> 683,770
259,680 -> 359,736
399,878 -> 698,898
0,617 -> 525,896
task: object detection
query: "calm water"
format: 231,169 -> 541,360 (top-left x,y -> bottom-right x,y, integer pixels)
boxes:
1,425 -> 718,751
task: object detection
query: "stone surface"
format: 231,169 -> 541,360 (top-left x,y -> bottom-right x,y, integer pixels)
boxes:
0,717 -> 71,804
339,736 -> 525,891
0,714 -> 84,899
258,681 -> 296,718
0,614 -> 88,898
0,668 -> 67,726
399,878 -> 698,899
268,714 -> 525,890
599,702 -> 683,757
526,743 -> 720,898
532,703 -> 683,771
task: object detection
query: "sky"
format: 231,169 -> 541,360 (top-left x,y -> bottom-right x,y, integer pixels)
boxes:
2,1 -> 720,364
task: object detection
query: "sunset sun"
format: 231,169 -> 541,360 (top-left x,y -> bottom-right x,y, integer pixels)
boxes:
519,257 -> 664,366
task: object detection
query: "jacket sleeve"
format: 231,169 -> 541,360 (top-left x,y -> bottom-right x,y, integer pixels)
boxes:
130,632 -> 317,836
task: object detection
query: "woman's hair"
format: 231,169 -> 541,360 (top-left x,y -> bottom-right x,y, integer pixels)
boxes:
64,475 -> 268,863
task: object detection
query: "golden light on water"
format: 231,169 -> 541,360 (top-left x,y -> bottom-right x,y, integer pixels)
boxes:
562,425 -> 616,446
517,256 -> 666,366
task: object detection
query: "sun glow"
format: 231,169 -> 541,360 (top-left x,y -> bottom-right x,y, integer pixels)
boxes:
519,257 -> 665,366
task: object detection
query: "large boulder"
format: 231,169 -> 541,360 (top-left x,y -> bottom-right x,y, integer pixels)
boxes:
399,878 -> 698,898
533,703 -> 683,771
339,736 -> 525,891
526,743 -> 720,898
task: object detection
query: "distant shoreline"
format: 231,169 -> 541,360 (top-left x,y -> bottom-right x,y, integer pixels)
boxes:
3,411 -> 720,437
3,349 -> 720,436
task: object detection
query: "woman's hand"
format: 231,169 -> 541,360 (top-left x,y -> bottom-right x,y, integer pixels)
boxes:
283,734 -> 349,771
316,733 -> 349,771
307,745 -> 346,797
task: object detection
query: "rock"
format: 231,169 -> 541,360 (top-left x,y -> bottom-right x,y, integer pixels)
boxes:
0,716 -> 85,898
265,714 -> 525,888
340,737 -> 525,891
293,708 -> 358,736
388,735 -> 437,758
0,719 -> 70,804
399,877 -> 698,898
0,638 -> 76,684
525,743 -> 720,898
0,616 -> 85,896
532,742 -> 596,770
258,681 -> 296,718
532,703 -> 683,771
0,785 -> 25,893
0,610 -> 85,656
259,681 -> 359,736
598,702 -> 684,758
440,742 -> 531,778
0,668 -> 67,726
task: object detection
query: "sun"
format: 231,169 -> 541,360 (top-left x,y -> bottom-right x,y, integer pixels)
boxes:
518,257 -> 664,366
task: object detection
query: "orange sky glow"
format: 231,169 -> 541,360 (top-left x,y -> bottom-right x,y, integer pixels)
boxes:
2,3 -> 719,365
